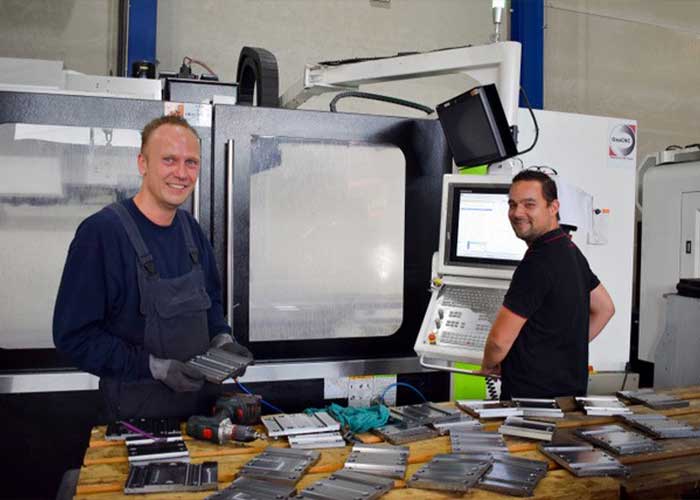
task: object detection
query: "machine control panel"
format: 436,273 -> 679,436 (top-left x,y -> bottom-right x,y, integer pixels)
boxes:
415,282 -> 505,364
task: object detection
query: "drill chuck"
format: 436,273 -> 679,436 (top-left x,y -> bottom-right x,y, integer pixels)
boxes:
187,415 -> 263,444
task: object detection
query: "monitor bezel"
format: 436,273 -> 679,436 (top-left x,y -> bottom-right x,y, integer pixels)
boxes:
438,175 -> 523,279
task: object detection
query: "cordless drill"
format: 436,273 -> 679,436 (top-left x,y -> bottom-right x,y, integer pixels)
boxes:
186,415 -> 263,444
214,393 -> 262,425
186,393 -> 264,444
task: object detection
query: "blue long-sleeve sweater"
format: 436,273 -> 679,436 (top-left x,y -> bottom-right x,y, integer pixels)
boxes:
53,198 -> 230,381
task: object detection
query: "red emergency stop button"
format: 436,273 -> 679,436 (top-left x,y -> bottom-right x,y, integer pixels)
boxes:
202,427 -> 213,440
428,332 -> 437,344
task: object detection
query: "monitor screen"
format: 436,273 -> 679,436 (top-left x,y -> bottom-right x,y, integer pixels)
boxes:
447,185 -> 527,267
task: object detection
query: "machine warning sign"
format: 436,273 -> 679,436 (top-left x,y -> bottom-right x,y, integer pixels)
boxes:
164,102 -> 212,128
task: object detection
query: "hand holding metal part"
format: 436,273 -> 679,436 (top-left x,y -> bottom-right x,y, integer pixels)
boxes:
209,333 -> 254,378
186,345 -> 254,383
149,355 -> 205,392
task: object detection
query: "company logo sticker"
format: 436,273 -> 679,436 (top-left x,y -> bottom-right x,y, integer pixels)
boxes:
609,123 -> 636,159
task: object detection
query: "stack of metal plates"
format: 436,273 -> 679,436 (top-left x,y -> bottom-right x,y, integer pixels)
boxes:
372,423 -> 439,445
456,400 -> 523,419
450,429 -> 509,454
539,443 -> 629,477
288,431 -> 346,449
432,414 -> 482,435
206,476 -> 296,500
186,347 -> 253,384
617,389 -> 690,410
239,448 -> 320,485
124,462 -> 217,495
407,453 -> 493,492
390,402 -> 462,426
575,424 -> 661,455
512,398 -> 564,418
575,396 -> 632,416
498,416 -> 556,441
126,436 -> 189,465
297,469 -> 395,500
476,454 -> 549,497
620,413 -> 700,439
344,444 -> 409,479
261,412 -> 340,438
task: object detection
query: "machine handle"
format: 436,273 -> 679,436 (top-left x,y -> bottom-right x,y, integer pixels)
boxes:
419,355 -> 501,379
226,140 -> 234,322
193,177 -> 200,222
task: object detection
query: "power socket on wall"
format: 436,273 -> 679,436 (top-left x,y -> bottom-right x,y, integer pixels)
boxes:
324,375 -> 397,407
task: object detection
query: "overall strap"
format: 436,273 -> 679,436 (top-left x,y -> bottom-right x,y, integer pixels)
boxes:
107,202 -> 158,276
176,210 -> 200,266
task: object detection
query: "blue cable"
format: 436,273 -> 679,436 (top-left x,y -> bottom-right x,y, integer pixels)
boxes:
380,382 -> 427,403
236,379 -> 285,414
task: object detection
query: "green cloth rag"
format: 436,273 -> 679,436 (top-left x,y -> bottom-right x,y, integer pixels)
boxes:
305,403 -> 390,434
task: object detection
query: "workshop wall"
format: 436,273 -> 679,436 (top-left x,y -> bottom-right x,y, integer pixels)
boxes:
156,0 -> 502,116
0,0 -> 119,76
544,0 -> 700,162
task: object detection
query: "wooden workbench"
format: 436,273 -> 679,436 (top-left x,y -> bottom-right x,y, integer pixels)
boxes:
73,385 -> 700,499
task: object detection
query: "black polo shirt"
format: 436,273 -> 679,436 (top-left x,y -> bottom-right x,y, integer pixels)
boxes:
500,227 -> 599,399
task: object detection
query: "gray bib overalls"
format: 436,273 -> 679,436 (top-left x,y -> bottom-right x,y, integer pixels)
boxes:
99,202 -> 214,420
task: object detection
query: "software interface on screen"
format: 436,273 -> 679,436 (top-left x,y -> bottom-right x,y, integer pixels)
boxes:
454,190 -> 527,263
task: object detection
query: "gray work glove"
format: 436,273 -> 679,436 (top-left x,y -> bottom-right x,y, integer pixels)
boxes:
149,355 -> 205,392
211,333 -> 254,378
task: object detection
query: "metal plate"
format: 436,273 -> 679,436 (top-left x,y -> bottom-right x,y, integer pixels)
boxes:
407,453 -> 493,492
206,476 -> 296,500
575,424 -> 661,455
476,454 -> 548,497
240,447 -> 320,485
620,413 -> 700,439
456,400 -> 523,419
187,347 -> 253,384
124,461 -> 217,494
450,430 -> 509,454
513,398 -> 564,418
372,424 -> 439,445
344,443 -> 409,479
617,389 -> 689,409
432,414 -> 482,435
297,469 -> 395,500
126,439 -> 189,464
288,432 -> 346,449
390,403 -> 462,426
576,396 -> 632,416
106,417 -> 181,441
498,416 -> 556,441
262,411 -> 340,437
539,443 -> 629,477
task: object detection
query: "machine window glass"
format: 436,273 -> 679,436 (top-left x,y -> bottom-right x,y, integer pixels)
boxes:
248,137 -> 405,342
0,123 -> 142,349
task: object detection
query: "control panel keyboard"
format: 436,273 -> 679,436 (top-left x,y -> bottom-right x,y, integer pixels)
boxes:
415,283 -> 508,364
437,286 -> 505,346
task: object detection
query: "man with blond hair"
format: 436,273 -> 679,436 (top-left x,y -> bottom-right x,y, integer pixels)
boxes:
54,115 -> 251,419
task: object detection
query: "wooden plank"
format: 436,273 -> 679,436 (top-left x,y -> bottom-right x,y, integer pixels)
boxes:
621,455 -> 700,499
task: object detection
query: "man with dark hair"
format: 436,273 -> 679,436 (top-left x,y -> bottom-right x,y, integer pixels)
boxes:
479,170 -> 615,398
53,115 -> 252,419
